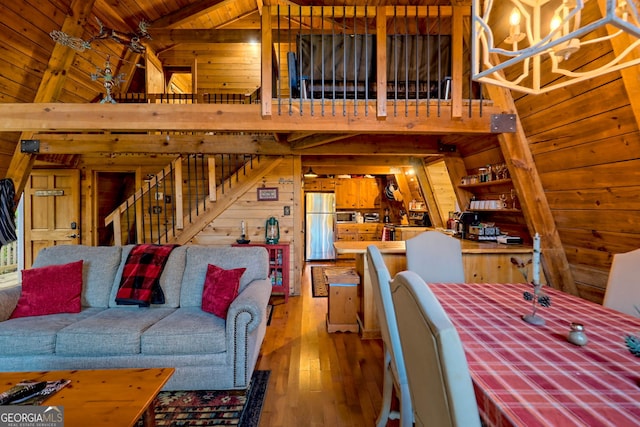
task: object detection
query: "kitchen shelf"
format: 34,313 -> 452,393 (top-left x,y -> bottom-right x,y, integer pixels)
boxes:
458,178 -> 512,189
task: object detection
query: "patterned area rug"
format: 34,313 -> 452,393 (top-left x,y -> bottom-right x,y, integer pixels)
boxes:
311,266 -> 328,297
150,370 -> 270,426
311,266 -> 358,297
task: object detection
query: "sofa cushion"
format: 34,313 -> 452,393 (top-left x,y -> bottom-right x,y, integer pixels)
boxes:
202,264 -> 245,318
55,307 -> 175,355
0,308 -> 105,355
180,246 -> 268,307
109,245 -> 187,308
141,307 -> 226,355
33,245 -> 122,308
11,260 -> 83,319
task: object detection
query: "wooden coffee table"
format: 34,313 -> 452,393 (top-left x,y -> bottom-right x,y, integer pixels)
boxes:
0,367 -> 174,427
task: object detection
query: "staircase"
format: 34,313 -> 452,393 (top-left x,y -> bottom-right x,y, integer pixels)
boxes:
105,154 -> 283,245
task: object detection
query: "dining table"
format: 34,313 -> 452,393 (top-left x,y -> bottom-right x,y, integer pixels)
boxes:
429,282 -> 640,427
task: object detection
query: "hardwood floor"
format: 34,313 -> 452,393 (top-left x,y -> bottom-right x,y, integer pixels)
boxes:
256,261 -> 398,426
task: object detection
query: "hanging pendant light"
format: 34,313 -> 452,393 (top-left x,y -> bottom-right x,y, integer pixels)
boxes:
303,167 -> 318,178
472,0 -> 640,94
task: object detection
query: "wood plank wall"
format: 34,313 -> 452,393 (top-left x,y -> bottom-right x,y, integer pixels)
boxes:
190,158 -> 298,296
159,43 -> 261,94
515,72 -> 640,303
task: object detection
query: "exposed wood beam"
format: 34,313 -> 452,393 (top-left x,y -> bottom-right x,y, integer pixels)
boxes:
4,0 -> 96,199
410,157 -> 445,228
304,135 -> 444,155
597,0 -> 640,129
484,84 -> 577,295
0,103 -> 502,133
33,133 -> 448,156
289,133 -> 354,149
116,50 -> 142,94
443,155 -> 470,211
305,166 -> 400,175
302,155 -> 419,167
216,10 -> 259,29
286,132 -> 314,142
151,0 -> 235,29
150,29 -> 263,44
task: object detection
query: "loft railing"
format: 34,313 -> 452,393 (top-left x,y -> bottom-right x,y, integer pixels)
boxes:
263,5 -> 483,119
105,154 -> 262,245
110,89 -> 261,104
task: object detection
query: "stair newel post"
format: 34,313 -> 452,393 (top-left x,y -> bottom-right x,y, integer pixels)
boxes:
208,156 -> 217,202
112,209 -> 122,246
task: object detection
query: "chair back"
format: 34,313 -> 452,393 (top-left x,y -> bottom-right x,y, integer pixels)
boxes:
603,248 -> 640,317
367,245 -> 409,387
391,271 -> 480,427
405,231 -> 465,283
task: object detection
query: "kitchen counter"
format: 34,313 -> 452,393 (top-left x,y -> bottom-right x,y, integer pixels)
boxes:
334,236 -> 539,339
333,239 -> 534,255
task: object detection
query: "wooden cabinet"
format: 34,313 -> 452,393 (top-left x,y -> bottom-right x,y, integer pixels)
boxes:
304,178 -> 335,192
335,224 -> 382,258
335,178 -> 380,209
394,226 -> 432,241
232,242 -> 289,302
335,179 -> 358,208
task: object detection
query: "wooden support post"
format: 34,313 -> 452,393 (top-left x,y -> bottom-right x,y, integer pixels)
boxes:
410,158 -> 445,228
485,84 -> 577,295
261,6 -> 272,118
444,155 -> 470,212
376,6 -> 387,120
451,6 -> 464,119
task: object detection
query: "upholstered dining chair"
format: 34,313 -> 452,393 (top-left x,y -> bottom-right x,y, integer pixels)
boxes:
391,270 -> 481,427
366,245 -> 412,427
603,248 -> 640,318
405,231 -> 465,283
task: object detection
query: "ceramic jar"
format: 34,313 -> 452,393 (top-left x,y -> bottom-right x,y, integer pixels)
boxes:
567,322 -> 588,346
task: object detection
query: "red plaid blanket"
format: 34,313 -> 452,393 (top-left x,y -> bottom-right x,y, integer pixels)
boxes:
115,244 -> 179,307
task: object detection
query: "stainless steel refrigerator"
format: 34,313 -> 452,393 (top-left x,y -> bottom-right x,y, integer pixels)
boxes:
305,193 -> 336,260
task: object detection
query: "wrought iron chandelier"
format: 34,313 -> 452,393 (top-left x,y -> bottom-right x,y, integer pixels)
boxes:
50,18 -> 150,102
472,0 -> 640,94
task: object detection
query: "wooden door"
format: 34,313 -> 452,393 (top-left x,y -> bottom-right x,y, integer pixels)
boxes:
24,169 -> 80,268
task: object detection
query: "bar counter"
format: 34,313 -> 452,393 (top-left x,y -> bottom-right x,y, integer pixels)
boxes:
334,238 -> 537,339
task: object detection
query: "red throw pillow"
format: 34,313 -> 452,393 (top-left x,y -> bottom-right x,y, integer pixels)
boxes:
201,264 -> 246,319
10,260 -> 83,319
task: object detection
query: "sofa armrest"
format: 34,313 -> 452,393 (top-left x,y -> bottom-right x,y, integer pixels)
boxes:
226,278 -> 271,333
0,286 -> 21,321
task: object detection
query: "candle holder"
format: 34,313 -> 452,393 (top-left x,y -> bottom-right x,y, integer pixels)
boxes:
236,220 -> 250,244
522,281 -> 551,326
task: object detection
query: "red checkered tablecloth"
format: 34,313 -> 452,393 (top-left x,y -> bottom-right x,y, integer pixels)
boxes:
429,283 -> 640,427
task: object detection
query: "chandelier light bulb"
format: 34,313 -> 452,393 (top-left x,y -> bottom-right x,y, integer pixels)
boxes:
505,7 -> 526,45
509,8 -> 521,26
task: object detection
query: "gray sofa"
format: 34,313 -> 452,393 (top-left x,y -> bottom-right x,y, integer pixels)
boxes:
0,244 -> 271,391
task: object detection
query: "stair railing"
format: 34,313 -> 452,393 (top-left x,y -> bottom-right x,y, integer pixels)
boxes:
105,154 -> 262,245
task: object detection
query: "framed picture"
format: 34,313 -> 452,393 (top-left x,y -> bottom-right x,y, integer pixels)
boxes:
257,187 -> 279,201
